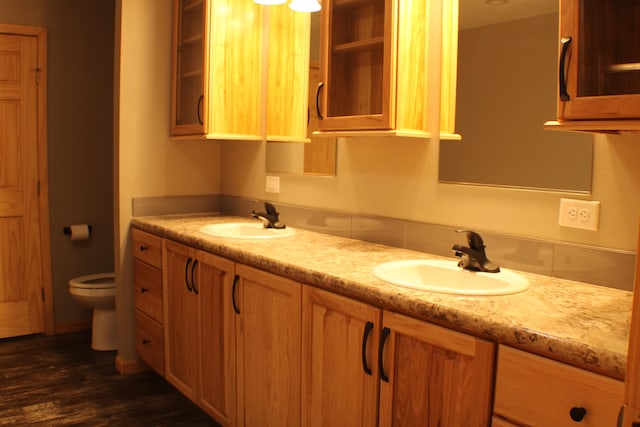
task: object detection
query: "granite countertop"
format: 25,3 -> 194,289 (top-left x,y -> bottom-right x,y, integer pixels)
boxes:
131,214 -> 633,380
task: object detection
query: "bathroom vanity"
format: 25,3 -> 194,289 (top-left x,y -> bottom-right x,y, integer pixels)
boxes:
131,215 -> 630,426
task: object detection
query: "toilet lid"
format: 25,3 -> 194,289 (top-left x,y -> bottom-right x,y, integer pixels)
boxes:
69,272 -> 115,289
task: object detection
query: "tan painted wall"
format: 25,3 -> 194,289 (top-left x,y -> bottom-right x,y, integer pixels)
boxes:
222,130 -> 640,251
115,0 -> 222,360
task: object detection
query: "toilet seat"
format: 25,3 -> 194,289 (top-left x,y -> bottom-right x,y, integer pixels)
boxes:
69,272 -> 115,289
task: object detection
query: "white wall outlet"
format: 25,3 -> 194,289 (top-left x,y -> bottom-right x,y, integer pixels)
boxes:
558,198 -> 600,231
265,175 -> 280,193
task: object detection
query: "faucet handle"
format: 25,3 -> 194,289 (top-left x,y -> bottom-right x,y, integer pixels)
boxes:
455,229 -> 485,250
264,202 -> 279,219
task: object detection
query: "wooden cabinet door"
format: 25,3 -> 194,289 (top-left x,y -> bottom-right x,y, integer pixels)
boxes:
235,264 -> 301,427
163,240 -> 199,400
378,311 -> 494,427
318,0 -> 393,131
170,0 -> 205,136
301,286 -> 381,427
558,0 -> 640,119
195,250 -> 236,426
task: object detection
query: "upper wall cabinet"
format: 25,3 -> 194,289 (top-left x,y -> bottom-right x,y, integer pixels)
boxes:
545,0 -> 640,134
170,0 -> 310,142
314,0 -> 459,139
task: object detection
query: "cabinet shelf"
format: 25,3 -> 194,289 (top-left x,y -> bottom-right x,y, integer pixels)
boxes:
609,63 -> 640,73
181,33 -> 203,46
544,119 -> 640,134
181,69 -> 202,79
183,0 -> 203,12
333,37 -> 384,54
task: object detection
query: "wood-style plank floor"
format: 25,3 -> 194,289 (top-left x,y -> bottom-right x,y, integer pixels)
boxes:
0,331 -> 220,426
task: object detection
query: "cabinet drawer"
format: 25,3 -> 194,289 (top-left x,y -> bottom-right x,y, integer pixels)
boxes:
135,310 -> 165,376
494,345 -> 623,426
133,260 -> 162,323
132,228 -> 162,268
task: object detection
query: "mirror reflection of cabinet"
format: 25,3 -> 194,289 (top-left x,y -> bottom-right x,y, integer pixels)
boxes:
266,12 -> 338,177
315,0 -> 459,138
546,0 -> 640,132
303,62 -> 337,175
170,0 -> 310,142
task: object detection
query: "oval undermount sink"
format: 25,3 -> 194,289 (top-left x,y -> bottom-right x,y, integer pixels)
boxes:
198,222 -> 296,239
372,259 -> 529,296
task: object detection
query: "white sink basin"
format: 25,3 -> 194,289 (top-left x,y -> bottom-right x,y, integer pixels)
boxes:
372,259 -> 529,296
199,222 -> 296,239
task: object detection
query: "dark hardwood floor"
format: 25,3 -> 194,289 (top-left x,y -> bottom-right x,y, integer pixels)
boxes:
0,331 -> 220,426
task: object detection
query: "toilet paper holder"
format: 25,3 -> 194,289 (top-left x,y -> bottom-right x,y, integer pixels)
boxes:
63,225 -> 92,235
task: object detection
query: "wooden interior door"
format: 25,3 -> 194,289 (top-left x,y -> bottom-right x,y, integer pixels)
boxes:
0,29 -> 48,339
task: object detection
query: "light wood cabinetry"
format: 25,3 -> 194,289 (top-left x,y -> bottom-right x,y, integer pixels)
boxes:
301,286 -> 494,426
234,263 -> 302,427
135,227 -> 626,427
170,0 -> 310,142
545,0 -> 640,133
494,345 -> 624,426
132,229 -> 165,375
163,240 -> 236,426
315,0 -> 459,139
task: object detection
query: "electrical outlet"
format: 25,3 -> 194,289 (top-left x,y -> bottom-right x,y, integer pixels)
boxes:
265,175 -> 280,193
558,198 -> 600,231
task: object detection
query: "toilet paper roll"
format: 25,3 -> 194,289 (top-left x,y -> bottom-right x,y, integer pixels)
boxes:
69,224 -> 90,241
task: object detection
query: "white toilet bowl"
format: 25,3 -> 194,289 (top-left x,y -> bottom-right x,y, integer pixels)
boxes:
69,272 -> 116,351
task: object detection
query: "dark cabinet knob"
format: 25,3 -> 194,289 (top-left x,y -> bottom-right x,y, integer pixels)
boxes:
140,287 -> 148,293
139,245 -> 147,252
142,339 -> 150,345
569,406 -> 587,422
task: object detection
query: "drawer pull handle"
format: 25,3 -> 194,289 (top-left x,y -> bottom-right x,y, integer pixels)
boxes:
316,82 -> 324,120
142,339 -> 150,345
569,406 -> 587,422
232,274 -> 240,314
378,327 -> 391,383
141,287 -> 149,293
185,258 -> 193,292
139,245 -> 147,252
361,321 -> 374,375
559,36 -> 572,101
191,260 -> 199,295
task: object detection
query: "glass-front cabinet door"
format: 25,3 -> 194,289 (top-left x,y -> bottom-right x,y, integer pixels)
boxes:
318,0 -> 393,131
171,0 -> 205,136
559,0 -> 640,120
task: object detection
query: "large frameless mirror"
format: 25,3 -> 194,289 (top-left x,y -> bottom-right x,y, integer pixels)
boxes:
439,0 -> 593,192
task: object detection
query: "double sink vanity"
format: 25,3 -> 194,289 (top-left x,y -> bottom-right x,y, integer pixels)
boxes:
131,213 -> 631,426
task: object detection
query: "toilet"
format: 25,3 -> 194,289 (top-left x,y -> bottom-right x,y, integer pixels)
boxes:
68,272 -> 116,351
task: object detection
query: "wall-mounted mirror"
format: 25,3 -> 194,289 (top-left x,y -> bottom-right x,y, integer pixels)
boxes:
439,0 -> 593,192
266,12 -> 338,176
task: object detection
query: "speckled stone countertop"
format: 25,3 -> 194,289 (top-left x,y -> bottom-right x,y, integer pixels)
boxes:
131,214 -> 633,380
